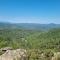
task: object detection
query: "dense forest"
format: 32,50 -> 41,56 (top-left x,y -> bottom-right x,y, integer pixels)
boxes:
0,28 -> 60,50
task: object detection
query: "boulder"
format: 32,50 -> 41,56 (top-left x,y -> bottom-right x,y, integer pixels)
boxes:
52,52 -> 60,60
0,49 -> 27,60
0,47 -> 12,52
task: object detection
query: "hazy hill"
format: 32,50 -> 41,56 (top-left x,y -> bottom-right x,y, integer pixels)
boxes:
0,22 -> 60,30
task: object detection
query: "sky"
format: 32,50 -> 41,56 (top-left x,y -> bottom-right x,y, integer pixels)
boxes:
0,0 -> 60,24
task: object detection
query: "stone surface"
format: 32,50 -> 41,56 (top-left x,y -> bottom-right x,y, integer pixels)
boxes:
0,49 -> 27,60
52,52 -> 60,60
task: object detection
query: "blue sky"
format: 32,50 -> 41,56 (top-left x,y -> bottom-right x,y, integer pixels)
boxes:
0,0 -> 60,24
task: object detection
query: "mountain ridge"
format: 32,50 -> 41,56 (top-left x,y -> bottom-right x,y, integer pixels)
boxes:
0,22 -> 60,30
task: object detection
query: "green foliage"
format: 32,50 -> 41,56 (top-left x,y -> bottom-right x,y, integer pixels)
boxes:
27,49 -> 54,60
0,28 -> 60,50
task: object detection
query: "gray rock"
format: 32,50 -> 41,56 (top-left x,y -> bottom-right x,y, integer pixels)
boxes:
0,49 -> 27,60
52,52 -> 60,60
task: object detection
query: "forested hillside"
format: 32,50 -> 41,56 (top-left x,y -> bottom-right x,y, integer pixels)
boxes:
0,28 -> 60,51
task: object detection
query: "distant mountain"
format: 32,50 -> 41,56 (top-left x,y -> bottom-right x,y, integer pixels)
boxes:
0,22 -> 60,30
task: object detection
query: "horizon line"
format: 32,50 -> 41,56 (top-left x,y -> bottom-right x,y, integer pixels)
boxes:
0,21 -> 60,24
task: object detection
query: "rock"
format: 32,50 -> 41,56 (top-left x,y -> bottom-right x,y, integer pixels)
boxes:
0,47 -> 12,52
0,49 -> 27,60
52,52 -> 60,60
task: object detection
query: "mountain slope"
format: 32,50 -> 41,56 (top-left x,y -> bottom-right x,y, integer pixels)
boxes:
0,22 -> 60,30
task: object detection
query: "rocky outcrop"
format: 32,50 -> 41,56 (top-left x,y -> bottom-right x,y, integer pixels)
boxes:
0,49 -> 27,60
52,52 -> 60,60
